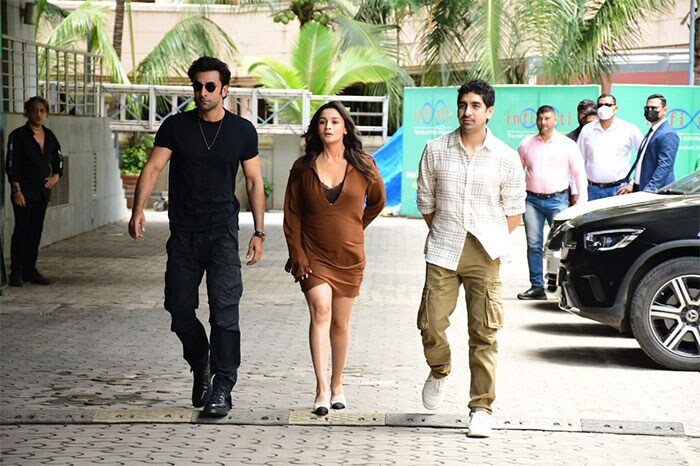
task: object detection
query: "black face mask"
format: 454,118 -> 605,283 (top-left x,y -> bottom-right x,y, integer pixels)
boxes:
644,108 -> 660,123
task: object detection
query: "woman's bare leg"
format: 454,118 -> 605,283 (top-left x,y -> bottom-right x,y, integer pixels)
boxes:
305,283 -> 333,404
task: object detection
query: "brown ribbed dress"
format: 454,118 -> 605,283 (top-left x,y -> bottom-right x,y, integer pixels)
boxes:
283,155 -> 386,297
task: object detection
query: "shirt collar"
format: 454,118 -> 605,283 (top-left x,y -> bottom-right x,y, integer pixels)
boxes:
536,129 -> 561,143
593,117 -> 620,132
448,127 -> 496,152
650,118 -> 666,132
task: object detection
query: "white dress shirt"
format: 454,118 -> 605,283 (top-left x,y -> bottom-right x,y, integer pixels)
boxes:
577,117 -> 644,183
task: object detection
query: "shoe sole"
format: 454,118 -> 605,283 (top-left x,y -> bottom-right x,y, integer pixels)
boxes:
467,431 -> 491,438
201,408 -> 229,417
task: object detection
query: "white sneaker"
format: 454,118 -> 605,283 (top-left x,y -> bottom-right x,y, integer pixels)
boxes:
467,410 -> 492,438
421,374 -> 446,410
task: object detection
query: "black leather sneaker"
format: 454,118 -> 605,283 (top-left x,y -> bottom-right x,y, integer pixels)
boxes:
202,380 -> 232,417
517,286 -> 547,300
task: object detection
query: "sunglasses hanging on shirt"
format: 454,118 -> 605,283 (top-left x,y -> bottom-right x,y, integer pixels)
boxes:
192,81 -> 218,93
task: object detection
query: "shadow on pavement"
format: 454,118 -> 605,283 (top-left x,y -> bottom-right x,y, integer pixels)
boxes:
520,300 -> 563,312
533,346 -> 662,370
527,322 -> 622,338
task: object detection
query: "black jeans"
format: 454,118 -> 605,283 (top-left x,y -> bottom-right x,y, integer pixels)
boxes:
164,226 -> 242,389
10,197 -> 48,278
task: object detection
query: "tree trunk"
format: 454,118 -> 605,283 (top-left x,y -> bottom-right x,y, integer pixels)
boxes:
113,0 -> 125,59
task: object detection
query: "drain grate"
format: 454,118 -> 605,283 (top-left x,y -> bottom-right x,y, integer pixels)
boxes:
288,411 -> 385,426
581,419 -> 685,437
93,408 -> 192,423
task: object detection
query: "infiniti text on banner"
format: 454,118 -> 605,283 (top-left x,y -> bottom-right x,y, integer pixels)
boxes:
401,85 -> 601,217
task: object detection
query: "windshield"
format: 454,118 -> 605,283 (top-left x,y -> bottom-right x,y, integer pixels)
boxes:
656,170 -> 700,195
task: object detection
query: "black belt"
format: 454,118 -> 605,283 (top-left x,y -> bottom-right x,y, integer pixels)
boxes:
526,189 -> 567,200
588,179 -> 626,188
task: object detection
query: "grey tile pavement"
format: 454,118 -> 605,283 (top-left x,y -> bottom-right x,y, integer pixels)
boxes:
1,211 -> 699,465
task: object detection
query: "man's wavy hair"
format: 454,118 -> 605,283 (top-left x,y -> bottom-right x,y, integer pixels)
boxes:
457,79 -> 495,108
187,56 -> 231,87
24,96 -> 50,114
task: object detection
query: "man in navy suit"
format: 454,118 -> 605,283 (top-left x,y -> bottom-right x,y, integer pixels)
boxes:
618,93 -> 679,194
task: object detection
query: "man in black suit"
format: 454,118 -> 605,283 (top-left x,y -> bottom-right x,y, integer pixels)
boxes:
566,99 -> 597,142
618,93 -> 680,194
5,96 -> 63,286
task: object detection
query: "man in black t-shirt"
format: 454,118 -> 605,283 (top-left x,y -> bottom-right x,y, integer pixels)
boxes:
129,57 -> 266,417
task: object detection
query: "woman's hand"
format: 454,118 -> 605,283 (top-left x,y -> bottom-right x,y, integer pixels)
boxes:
285,258 -> 311,281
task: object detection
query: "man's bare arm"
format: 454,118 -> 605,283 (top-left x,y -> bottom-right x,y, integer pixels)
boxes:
128,146 -> 172,239
241,155 -> 265,265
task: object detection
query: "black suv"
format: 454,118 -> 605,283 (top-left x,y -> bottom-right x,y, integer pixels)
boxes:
558,171 -> 700,371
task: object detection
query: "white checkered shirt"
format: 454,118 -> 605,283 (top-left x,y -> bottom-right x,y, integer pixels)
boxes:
417,128 -> 526,270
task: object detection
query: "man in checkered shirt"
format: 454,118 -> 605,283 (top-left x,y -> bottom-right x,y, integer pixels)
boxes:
416,80 -> 526,438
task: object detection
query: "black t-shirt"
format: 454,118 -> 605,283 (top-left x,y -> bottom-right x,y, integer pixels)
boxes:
154,109 -> 258,231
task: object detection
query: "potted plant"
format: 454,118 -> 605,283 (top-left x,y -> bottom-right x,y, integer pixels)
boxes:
120,133 -> 154,205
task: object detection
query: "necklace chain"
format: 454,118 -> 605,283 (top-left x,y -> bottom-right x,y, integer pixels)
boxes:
198,117 -> 224,151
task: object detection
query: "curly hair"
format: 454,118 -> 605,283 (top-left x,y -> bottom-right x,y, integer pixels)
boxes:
296,101 -> 375,182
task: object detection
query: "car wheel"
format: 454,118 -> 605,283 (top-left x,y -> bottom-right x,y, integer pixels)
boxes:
630,257 -> 700,371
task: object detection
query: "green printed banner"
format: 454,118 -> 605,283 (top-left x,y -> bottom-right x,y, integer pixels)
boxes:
401,85 -> 600,217
612,84 -> 699,177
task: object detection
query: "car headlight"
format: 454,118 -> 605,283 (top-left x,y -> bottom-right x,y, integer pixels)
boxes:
584,228 -> 644,251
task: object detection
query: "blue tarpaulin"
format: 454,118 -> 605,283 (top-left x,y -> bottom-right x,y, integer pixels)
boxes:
372,126 -> 403,209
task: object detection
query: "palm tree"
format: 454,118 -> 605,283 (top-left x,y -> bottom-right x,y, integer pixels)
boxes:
38,1 -> 238,86
42,1 -> 130,84
132,16 -> 237,85
113,0 -> 125,59
535,0 -> 676,84
248,21 -> 403,123
330,0 -> 677,85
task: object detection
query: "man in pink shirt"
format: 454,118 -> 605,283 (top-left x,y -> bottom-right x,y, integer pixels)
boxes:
517,105 -> 587,300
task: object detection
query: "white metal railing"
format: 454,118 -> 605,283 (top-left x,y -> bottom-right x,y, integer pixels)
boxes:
102,84 -> 389,141
1,34 -> 103,115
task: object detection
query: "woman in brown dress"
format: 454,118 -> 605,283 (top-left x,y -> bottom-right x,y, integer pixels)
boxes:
283,102 -> 386,415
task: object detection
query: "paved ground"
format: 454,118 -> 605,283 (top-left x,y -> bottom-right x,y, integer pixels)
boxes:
1,211 -> 699,465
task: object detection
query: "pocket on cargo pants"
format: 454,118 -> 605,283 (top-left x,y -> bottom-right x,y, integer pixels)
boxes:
484,280 -> 504,329
417,286 -> 430,330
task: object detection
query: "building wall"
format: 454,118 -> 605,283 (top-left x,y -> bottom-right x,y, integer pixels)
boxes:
2,115 -> 128,258
52,1 -> 298,85
50,0 -> 691,85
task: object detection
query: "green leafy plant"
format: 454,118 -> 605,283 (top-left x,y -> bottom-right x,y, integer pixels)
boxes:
120,133 -> 154,174
263,177 -> 274,198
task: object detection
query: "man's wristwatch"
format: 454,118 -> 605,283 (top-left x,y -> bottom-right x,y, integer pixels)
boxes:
11,187 -> 21,194
253,230 -> 266,241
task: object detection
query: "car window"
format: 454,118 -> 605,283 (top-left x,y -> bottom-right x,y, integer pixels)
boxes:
656,171 -> 700,195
